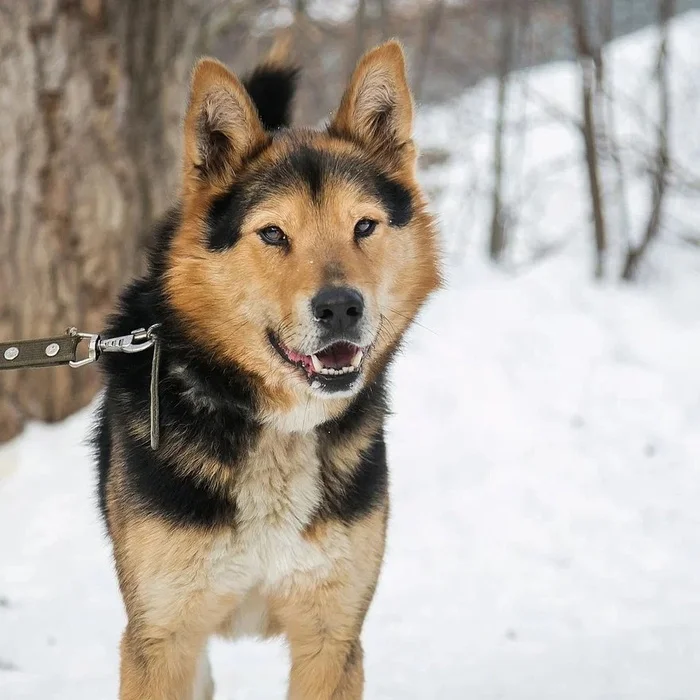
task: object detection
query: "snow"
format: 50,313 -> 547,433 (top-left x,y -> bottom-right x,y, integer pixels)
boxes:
2,13 -> 700,700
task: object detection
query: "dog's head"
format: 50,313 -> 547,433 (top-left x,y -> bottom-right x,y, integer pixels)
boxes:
165,41 -> 440,423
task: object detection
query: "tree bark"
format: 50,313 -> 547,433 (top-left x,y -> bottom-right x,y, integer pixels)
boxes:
0,0 -> 211,442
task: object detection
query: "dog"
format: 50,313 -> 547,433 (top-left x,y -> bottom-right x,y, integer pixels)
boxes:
95,37 -> 440,700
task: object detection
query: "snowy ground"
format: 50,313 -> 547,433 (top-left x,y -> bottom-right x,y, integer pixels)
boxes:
2,14 -> 700,700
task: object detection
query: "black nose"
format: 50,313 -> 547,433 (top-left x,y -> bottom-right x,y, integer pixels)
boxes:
312,287 -> 364,334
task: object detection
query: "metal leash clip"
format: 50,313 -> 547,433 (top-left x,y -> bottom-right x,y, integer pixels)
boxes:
68,324 -> 162,450
99,327 -> 158,354
68,325 -> 161,367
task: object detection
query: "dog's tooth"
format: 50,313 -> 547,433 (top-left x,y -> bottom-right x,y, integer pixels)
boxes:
351,349 -> 364,368
311,354 -> 323,373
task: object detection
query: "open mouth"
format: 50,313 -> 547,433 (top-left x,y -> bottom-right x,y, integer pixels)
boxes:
270,334 -> 366,387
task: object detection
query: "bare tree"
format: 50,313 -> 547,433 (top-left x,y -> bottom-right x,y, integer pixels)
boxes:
378,0 -> 391,40
414,0 -> 445,103
489,0 -> 518,262
570,0 -> 608,279
0,0 -> 222,443
348,0 -> 369,76
621,0 -> 675,281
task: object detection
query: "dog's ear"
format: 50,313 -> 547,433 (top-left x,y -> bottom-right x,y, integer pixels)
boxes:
330,41 -> 413,157
183,58 -> 266,190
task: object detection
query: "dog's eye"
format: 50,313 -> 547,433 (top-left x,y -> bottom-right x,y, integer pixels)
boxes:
259,226 -> 288,246
354,219 -> 377,239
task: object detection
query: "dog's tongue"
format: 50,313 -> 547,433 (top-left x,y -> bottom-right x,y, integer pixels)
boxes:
317,342 -> 356,369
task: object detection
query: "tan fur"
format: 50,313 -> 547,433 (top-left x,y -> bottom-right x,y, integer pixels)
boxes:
182,58 -> 267,195
108,422 -> 387,699
167,129 -> 438,423
332,41 -> 414,153
109,40 -> 438,699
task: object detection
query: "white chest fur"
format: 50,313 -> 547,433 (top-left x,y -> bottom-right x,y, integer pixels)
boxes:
207,429 -> 342,598
137,427 -> 353,639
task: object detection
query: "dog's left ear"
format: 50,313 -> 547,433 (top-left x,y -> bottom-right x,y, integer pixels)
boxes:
330,40 -> 414,158
183,58 -> 266,191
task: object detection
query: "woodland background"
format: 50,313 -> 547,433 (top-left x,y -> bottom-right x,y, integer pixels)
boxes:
1,0 -> 699,442
2,2 -> 700,698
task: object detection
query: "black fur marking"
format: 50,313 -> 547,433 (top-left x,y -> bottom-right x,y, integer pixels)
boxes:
321,374 -> 388,439
94,399 -> 111,522
315,378 -> 389,524
96,208 -> 261,527
207,183 -> 247,252
244,65 -> 299,131
205,144 -> 413,250
317,430 -> 388,525
277,146 -> 413,226
371,171 -> 413,227
120,431 -> 235,528
287,146 -> 325,201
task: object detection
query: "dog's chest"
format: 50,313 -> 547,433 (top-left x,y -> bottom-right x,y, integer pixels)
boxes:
208,430 -> 340,595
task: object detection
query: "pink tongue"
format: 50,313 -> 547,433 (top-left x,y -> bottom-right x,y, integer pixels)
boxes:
317,343 -> 356,369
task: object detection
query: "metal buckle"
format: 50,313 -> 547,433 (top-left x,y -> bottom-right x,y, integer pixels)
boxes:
68,330 -> 100,368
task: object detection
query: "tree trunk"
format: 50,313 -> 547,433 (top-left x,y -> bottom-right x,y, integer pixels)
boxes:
599,0 -> 632,253
377,0 -> 390,40
347,0 -> 368,76
0,0 -> 211,443
414,0 -> 445,103
489,0 -> 517,263
570,0 -> 608,279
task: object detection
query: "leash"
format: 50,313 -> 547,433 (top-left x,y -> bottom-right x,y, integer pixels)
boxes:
0,324 -> 162,450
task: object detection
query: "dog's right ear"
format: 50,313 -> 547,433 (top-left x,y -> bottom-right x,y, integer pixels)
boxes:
183,58 -> 266,192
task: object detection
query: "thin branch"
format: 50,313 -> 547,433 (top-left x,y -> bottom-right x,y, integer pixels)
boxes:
621,0 -> 675,280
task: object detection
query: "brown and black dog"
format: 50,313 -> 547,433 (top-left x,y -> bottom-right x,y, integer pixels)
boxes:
96,38 -> 440,700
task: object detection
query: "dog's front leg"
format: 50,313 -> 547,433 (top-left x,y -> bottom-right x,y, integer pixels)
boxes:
285,625 -> 364,700
119,625 -> 213,700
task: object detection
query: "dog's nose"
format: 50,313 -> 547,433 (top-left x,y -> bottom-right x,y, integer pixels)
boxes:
312,287 -> 364,333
